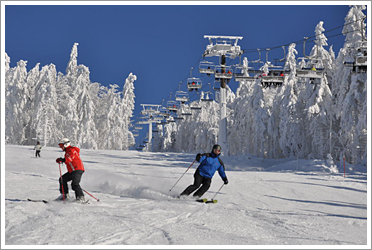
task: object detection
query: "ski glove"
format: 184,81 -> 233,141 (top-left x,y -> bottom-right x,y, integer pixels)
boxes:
222,177 -> 228,185
56,157 -> 65,163
196,153 -> 202,161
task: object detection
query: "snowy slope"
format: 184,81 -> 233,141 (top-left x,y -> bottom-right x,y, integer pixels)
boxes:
3,145 -> 369,246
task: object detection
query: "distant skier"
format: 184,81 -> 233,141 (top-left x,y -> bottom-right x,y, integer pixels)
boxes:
34,141 -> 42,157
55,138 -> 85,203
180,144 -> 228,198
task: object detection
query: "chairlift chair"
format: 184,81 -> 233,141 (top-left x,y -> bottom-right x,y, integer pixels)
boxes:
187,77 -> 202,91
190,102 -> 202,110
166,101 -> 179,112
166,116 -> 176,123
174,116 -> 184,121
201,91 -> 214,102
175,91 -> 189,103
180,104 -> 192,116
353,46 -> 367,73
137,117 -> 149,125
260,75 -> 285,88
296,57 -> 324,79
199,60 -> 215,76
234,65 -> 256,81
214,65 -> 233,80
213,81 -> 221,90
259,68 -> 285,88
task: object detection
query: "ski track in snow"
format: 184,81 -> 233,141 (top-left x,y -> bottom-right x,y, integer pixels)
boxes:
3,145 -> 368,246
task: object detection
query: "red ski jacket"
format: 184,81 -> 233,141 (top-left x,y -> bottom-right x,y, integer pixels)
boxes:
64,146 -> 84,173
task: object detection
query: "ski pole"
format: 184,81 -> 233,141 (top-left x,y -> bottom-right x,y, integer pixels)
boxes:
211,183 -> 225,201
169,160 -> 196,192
58,162 -> 66,203
83,189 -> 100,202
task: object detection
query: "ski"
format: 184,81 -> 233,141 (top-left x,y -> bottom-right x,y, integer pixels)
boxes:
196,198 -> 218,204
27,198 -> 48,203
28,198 -> 89,204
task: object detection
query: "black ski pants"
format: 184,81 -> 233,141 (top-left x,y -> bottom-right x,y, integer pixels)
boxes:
59,170 -> 84,198
35,150 -> 41,157
180,169 -> 211,198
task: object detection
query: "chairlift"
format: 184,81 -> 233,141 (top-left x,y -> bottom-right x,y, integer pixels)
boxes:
180,104 -> 192,116
214,65 -> 233,80
166,101 -> 179,112
137,117 -> 149,125
296,57 -> 324,79
273,46 -> 286,65
187,67 -> 202,91
260,75 -> 285,88
174,116 -> 184,121
201,91 -> 214,102
259,68 -> 285,88
187,77 -> 202,91
199,60 -> 215,76
213,81 -> 221,90
353,44 -> 367,73
159,106 -> 171,117
249,49 -> 265,68
166,116 -> 176,123
181,112 -> 192,116
175,91 -> 189,103
190,102 -> 202,110
234,65 -> 256,81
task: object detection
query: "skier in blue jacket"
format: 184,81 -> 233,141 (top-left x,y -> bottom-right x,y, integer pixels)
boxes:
180,144 -> 228,198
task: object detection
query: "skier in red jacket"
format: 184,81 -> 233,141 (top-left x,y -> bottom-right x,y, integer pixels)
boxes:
56,138 -> 85,202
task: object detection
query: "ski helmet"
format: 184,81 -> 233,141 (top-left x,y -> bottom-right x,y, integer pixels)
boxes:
58,138 -> 71,148
212,144 -> 221,151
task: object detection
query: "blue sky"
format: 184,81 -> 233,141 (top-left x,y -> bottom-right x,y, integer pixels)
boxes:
4,3 -> 364,145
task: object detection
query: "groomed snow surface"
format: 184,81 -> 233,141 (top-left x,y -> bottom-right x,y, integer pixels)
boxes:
3,145 -> 369,247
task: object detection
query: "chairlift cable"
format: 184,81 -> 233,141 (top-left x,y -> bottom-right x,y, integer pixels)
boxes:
241,17 -> 366,55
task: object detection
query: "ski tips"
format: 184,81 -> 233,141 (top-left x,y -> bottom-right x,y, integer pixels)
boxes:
196,198 -> 217,203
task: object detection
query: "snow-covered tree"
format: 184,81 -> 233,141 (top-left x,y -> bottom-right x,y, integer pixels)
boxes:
5,43 -> 137,150
332,5 -> 367,166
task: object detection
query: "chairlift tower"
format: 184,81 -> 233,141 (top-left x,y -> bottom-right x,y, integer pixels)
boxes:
139,104 -> 161,152
203,35 -> 243,156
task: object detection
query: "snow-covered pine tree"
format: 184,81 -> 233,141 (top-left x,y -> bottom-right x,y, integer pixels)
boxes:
332,5 -> 367,166
32,64 -> 62,147
301,21 -> 333,159
121,73 -> 137,149
25,63 -> 41,145
75,65 -> 99,149
5,59 -> 30,144
5,42 -> 137,150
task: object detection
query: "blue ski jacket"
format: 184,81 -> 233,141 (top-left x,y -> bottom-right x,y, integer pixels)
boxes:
197,152 -> 227,179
